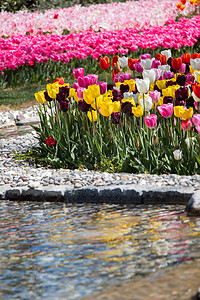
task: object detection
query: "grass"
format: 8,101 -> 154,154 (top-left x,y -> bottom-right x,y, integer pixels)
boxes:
0,83 -> 46,110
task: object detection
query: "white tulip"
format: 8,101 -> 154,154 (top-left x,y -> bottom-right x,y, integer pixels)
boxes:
141,59 -> 152,70
173,149 -> 182,160
136,78 -> 150,94
190,58 -> 200,71
194,71 -> 200,82
158,64 -> 170,76
143,69 -> 156,84
123,92 -> 134,99
161,49 -> 172,61
185,137 -> 195,148
139,94 -> 152,112
118,56 -> 128,68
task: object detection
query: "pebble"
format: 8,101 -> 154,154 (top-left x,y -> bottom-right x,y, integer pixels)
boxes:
0,106 -> 200,191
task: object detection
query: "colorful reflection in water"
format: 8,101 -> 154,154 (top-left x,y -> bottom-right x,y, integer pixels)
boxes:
0,201 -> 200,300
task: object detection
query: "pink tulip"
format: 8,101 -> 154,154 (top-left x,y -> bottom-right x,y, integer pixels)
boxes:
177,63 -> 186,74
77,87 -> 86,99
157,103 -> 173,118
181,119 -> 192,131
151,59 -> 161,69
134,62 -> 143,73
192,114 -> 200,126
145,114 -> 157,129
86,74 -> 98,85
73,82 -> 79,90
149,90 -> 161,103
73,68 -> 84,80
196,125 -> 200,134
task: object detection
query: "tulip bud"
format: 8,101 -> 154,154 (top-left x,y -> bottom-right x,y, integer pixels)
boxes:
173,149 -> 182,160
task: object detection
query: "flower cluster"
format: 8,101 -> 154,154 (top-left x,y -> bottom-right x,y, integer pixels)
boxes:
0,0 -> 194,37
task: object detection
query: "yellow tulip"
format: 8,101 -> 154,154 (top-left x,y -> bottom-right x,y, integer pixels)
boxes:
124,79 -> 136,92
74,92 -> 79,103
87,110 -> 98,122
88,84 -> 100,99
162,85 -> 180,98
46,82 -> 59,98
174,106 -> 185,118
156,80 -> 166,90
100,101 -> 113,117
197,73 -> 200,84
132,105 -> 143,117
122,98 -> 135,106
115,82 -> 121,88
181,107 -> 193,120
91,95 -> 103,110
112,101 -> 121,112
68,88 -> 76,98
83,89 -> 95,105
35,90 -> 46,104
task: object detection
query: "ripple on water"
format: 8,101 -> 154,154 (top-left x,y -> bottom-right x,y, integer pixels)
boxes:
0,201 -> 200,300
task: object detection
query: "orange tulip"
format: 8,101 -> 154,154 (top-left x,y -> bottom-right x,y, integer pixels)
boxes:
182,53 -> 191,64
155,53 -> 166,65
99,56 -> 110,70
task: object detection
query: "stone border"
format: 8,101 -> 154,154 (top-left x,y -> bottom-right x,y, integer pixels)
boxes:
0,183 -> 195,204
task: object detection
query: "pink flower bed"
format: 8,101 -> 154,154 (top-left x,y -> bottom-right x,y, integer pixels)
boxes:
0,0 -> 195,37
0,14 -> 200,71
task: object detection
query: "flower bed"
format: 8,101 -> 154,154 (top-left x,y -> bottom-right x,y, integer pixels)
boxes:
0,0 -> 193,37
28,51 -> 200,175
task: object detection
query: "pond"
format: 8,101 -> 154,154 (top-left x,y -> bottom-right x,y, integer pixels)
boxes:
0,201 -> 200,300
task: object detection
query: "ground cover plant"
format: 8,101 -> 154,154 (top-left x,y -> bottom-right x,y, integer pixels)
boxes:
28,51 -> 200,175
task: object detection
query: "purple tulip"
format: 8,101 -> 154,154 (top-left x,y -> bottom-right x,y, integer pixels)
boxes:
111,112 -> 121,124
163,96 -> 173,104
59,100 -> 70,112
163,71 -> 174,80
78,76 -> 91,88
140,53 -> 151,59
120,84 -> 129,94
176,74 -> 186,86
151,59 -> 161,69
44,91 -> 53,102
97,81 -> 107,94
78,100 -> 91,112
175,87 -> 189,101
121,102 -> 133,117
134,62 -> 143,73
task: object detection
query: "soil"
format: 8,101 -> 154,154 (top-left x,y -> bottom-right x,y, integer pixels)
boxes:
0,101 -> 38,112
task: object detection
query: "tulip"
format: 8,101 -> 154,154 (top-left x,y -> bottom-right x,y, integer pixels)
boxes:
120,83 -> 129,95
161,49 -> 171,61
182,53 -> 191,64
136,78 -> 150,94
176,74 -> 186,86
163,96 -> 173,104
97,81 -> 107,94
73,68 -> 84,80
192,84 -> 200,102
145,114 -> 157,129
134,61 -> 143,73
192,53 -> 200,59
45,136 -> 56,147
132,105 -> 143,117
173,149 -> 182,160
185,137 -> 195,148
111,112 -> 121,124
149,90 -> 160,103
143,69 -> 156,84
153,68 -> 162,80
99,56 -> 109,70
155,53 -> 167,65
196,125 -> 200,134
46,82 -> 59,99
177,63 -> 186,74
141,59 -> 152,70
100,101 -> 113,117
59,100 -> 70,112
171,57 -> 182,70
78,76 -> 91,89
118,56 -> 128,69
192,114 -> 200,125
77,87 -> 86,100
163,71 -> 174,80
186,73 -> 195,83
87,110 -> 98,122
181,119 -> 192,131
113,73 -> 131,83
128,58 -> 138,70
121,101 -> 134,116
78,100 -> 91,112
174,106 -> 185,118
194,71 -> 200,83
73,82 -> 79,90
157,103 -> 173,118
35,91 -> 47,104
112,101 -> 121,112
181,107 -> 193,120
190,58 -> 200,70
44,91 -> 53,102
175,87 -> 189,101
158,64 -> 170,76
138,94 -> 152,112
87,74 -> 98,85
151,59 -> 161,69
124,79 -> 136,92
140,54 -> 151,60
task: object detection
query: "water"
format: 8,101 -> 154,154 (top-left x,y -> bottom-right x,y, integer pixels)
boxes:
0,201 -> 200,300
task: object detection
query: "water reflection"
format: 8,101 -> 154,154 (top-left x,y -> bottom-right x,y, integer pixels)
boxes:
0,201 -> 200,300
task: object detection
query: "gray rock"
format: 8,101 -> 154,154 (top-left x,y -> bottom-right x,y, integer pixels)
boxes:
185,191 -> 200,215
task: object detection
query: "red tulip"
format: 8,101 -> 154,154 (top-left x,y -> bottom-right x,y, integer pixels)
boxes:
193,84 -> 200,98
171,57 -> 182,70
99,56 -> 109,70
128,58 -> 138,70
45,136 -> 56,147
181,120 -> 192,131
192,53 -> 200,59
